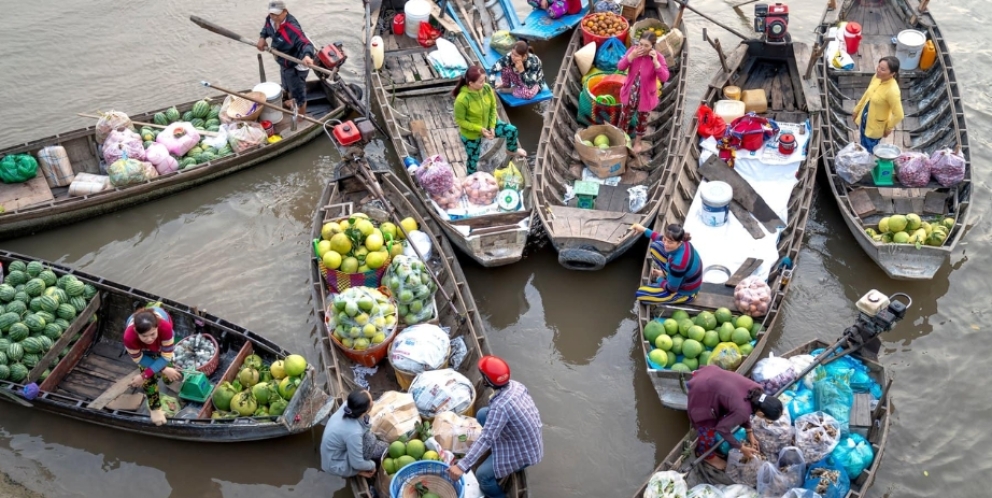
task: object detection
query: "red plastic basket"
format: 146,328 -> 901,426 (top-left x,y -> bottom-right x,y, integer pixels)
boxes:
580,13 -> 629,48
175,333 -> 220,376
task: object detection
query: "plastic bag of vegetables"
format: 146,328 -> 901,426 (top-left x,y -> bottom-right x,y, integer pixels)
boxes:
708,342 -> 743,371
752,409 -> 794,460
494,160 -> 524,191
734,276 -> 771,317
462,172 -> 499,205
726,448 -> 765,487
687,484 -> 724,498
794,412 -> 841,463
431,182 -> 465,211
834,142 -> 874,184
103,129 -> 146,164
929,147 -> 965,187
326,286 -> 398,352
95,110 -> 134,144
226,121 -> 265,154
415,154 -> 456,197
108,155 -> 158,187
383,254 -> 438,326
756,447 -> 806,498
643,470 -> 688,498
894,151 -> 931,187
751,353 -> 796,395
490,30 -> 517,56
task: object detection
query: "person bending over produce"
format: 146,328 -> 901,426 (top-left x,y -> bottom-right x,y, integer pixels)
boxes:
490,41 -> 545,101
453,65 -> 527,175
257,1 -> 316,114
617,30 -> 670,154
852,56 -> 904,154
632,223 -> 702,304
123,306 -> 180,426
321,389 -> 390,478
448,356 -> 543,498
687,366 -> 784,470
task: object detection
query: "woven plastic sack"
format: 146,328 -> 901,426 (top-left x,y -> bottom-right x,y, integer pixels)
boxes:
383,254 -> 437,326
643,470 -> 688,498
929,147 -> 965,186
829,433 -> 874,480
415,154 -> 457,197
0,154 -> 39,184
726,449 -> 765,488
708,342 -> 743,371
834,142 -> 874,184
813,375 -> 853,435
756,447 -> 805,498
226,121 -> 265,154
752,409 -> 794,460
490,30 -> 517,56
143,143 -> 179,175
734,276 -> 771,317
409,368 -> 475,419
95,110 -> 134,144
36,146 -> 75,187
156,122 -> 201,156
389,324 -> 450,374
688,484 -> 725,498
103,129 -> 146,164
594,37 -> 627,72
721,485 -> 759,498
752,353 -> 796,395
462,172 -> 499,205
803,458 -> 849,498
108,157 -> 158,187
794,412 -> 841,463
895,151 -> 931,187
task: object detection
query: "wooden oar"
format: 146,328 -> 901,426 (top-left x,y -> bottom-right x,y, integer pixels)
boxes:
0,386 -> 34,408
77,113 -> 220,137
674,0 -> 689,30
669,0 -> 751,41
200,81 -> 324,126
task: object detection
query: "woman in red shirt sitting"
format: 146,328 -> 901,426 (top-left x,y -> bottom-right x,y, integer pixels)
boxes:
122,306 -> 181,426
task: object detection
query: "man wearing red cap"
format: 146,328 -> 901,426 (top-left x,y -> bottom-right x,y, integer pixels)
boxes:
448,355 -> 543,498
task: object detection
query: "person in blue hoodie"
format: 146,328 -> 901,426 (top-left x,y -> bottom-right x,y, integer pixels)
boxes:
257,1 -> 316,114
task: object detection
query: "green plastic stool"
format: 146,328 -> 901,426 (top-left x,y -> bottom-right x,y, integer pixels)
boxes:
574,181 -> 600,210
178,370 -> 214,403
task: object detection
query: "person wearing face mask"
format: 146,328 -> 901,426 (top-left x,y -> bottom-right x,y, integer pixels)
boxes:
447,356 -> 543,498
631,223 -> 703,304
256,1 -> 316,114
852,56 -> 904,154
453,65 -> 527,175
123,306 -> 180,426
489,41 -> 545,101
617,30 -> 670,154
320,389 -> 390,479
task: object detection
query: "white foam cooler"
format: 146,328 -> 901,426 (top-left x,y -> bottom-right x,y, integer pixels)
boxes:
252,82 -> 284,124
699,181 -> 733,227
895,30 -> 926,71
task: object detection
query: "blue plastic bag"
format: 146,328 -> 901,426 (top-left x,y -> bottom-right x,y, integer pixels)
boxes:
783,386 -> 816,420
804,457 -> 850,498
594,37 -> 627,73
814,375 -> 854,435
830,433 -> 875,480
715,427 -> 747,456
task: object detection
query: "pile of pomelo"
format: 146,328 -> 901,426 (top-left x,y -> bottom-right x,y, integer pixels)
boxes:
643,307 -> 761,372
865,213 -> 953,247
382,437 -> 441,477
316,213 -> 419,274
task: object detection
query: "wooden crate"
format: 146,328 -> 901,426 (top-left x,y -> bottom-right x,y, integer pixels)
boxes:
620,0 -> 646,22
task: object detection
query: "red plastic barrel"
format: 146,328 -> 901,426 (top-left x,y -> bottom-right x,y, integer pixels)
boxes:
392,13 -> 405,36
580,14 -> 629,48
844,22 -> 862,54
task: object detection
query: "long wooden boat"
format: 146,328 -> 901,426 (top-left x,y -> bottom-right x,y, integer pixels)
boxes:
0,251 -> 328,442
510,0 -> 590,42
637,39 -> 822,409
0,79 -> 350,239
816,0 -> 971,280
633,339 -> 891,498
310,165 -> 529,498
371,0 -> 534,267
532,2 -> 688,271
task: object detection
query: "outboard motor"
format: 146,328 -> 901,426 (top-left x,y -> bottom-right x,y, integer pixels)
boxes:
754,3 -> 790,44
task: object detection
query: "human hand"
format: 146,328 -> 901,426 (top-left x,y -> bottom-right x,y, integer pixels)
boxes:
163,367 -> 182,383
482,129 -> 495,140
130,374 -> 145,388
303,55 -> 314,67
358,469 -> 376,478
883,129 -> 893,138
650,268 -> 665,280
539,0 -> 548,9
631,222 -> 646,233
447,464 -> 464,481
649,49 -> 659,60
741,444 -> 759,459
747,431 -> 760,451
256,38 -> 268,52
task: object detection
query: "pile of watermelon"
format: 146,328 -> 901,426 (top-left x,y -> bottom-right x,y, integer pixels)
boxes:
142,99 -> 234,170
0,260 -> 99,383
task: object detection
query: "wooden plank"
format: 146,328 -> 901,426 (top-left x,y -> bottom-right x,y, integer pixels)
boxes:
410,53 -> 434,82
28,292 -> 101,383
771,75 -> 785,111
725,258 -> 764,287
106,393 -> 145,412
428,0 -> 461,34
699,155 -> 786,231
892,197 -> 914,213
409,120 -> 436,158
87,372 -> 138,411
59,377 -> 105,400
867,188 -> 891,212
80,354 -> 135,375
0,174 -> 54,211
689,291 -> 737,311
197,341 -> 253,419
729,201 -> 765,239
89,340 -> 128,360
848,188 -> 878,217
40,321 -> 97,392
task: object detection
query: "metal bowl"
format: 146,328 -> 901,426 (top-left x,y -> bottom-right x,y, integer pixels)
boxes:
874,143 -> 902,160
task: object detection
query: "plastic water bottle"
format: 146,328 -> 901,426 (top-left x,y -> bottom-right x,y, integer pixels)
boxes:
403,156 -> 420,174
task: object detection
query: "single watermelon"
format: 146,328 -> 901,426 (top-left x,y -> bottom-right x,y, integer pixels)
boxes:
37,335 -> 53,352
26,261 -> 44,277
8,323 -> 29,342
0,284 -> 15,302
56,303 -> 77,321
82,284 -> 98,300
0,364 -> 10,381
5,270 -> 27,286
191,117 -> 205,129
24,278 -> 45,297
153,112 -> 169,126
38,296 -> 59,313
7,260 -> 27,273
192,99 -> 211,119
23,314 -> 45,333
8,363 -> 27,382
182,110 -> 194,122
64,280 -> 85,297
165,106 -> 181,123
21,353 -> 40,369
0,352 -> 7,366
0,313 -> 16,332
7,343 -> 24,362
5,301 -> 27,317
0,338 -> 10,353
38,270 -> 57,287
43,323 -> 62,340
70,296 -> 87,313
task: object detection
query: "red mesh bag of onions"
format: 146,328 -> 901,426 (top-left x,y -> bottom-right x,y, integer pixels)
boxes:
734,276 -> 771,317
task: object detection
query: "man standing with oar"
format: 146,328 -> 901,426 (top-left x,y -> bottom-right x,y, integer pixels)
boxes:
257,1 -> 315,114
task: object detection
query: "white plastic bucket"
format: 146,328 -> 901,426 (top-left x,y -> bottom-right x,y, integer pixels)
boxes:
404,0 -> 431,39
253,82 -> 284,124
895,29 -> 926,71
699,181 -> 733,227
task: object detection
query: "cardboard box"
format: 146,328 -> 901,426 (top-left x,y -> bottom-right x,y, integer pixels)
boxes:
369,391 -> 421,442
433,411 -> 483,455
575,124 -> 628,179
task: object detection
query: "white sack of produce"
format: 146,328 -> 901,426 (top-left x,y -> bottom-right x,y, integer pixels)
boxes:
432,410 -> 483,455
369,390 -> 421,442
834,142 -> 874,184
726,448 -> 765,488
687,483 -> 724,498
36,145 -> 75,187
144,142 -> 180,175
788,354 -> 818,390
720,484 -> 759,498
108,157 -> 158,188
409,368 -> 475,419
431,182 -> 465,210
403,230 -> 434,261
389,323 -> 450,374
752,409 -> 794,459
227,121 -> 267,153
734,276 -> 771,317
462,172 -> 499,205
643,470 -> 688,498
751,353 -> 797,395
794,412 -> 841,463
68,172 -> 111,197
95,110 -> 134,144
103,129 -> 146,164
157,122 -> 201,156
415,154 -> 457,197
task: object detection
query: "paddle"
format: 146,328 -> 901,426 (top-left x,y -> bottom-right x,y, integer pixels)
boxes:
200,81 -> 324,126
188,15 -> 382,134
0,386 -> 34,408
669,0 -> 752,41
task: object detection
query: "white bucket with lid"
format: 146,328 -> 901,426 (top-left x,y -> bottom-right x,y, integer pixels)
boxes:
252,82 -> 284,124
699,181 -> 733,227
405,0 -> 432,39
895,29 -> 926,71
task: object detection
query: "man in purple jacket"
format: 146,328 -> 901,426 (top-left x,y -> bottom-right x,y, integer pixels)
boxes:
257,1 -> 316,114
687,365 -> 784,470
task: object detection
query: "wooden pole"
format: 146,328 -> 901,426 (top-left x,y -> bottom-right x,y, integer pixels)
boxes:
669,0 -> 751,41
77,113 -> 220,137
200,82 -> 324,126
703,28 -> 729,73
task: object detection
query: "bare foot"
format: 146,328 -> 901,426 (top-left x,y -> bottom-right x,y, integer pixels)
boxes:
513,148 -> 527,157
150,409 -> 167,426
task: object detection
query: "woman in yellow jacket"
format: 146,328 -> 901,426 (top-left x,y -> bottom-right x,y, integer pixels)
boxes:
852,56 -> 904,153
453,65 -> 527,174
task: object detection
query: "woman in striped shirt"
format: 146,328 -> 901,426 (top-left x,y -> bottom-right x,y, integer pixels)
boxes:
122,306 -> 180,426
632,223 -> 703,304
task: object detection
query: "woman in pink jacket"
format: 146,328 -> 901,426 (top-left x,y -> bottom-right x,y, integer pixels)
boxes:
617,31 -> 670,154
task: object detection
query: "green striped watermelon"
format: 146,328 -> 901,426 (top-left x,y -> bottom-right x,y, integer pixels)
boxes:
191,118 -> 205,129
21,353 -> 39,369
5,270 -> 27,286
165,106 -> 181,123
23,314 -> 45,333
38,270 -> 57,287
44,287 -> 67,303
82,284 -> 98,300
208,105 -> 221,120
0,303 -> 4,315
37,336 -> 53,352
192,99 -> 211,119
43,323 -> 62,340
64,280 -> 85,297
5,301 -> 26,317
39,368 -> 50,381
34,311 -> 55,324
7,260 -> 27,273
25,261 -> 44,277
57,274 -> 78,289
24,278 -> 45,297
182,110 -> 194,122
54,318 -> 71,331
0,313 -> 18,332
38,296 -> 59,313
56,304 -> 77,321
29,297 -> 44,312
7,343 -> 24,362
69,296 -> 88,313
8,323 -> 29,342
0,364 -> 9,381
0,352 -> 7,366
20,337 -> 42,354
8,363 -> 27,382
13,292 -> 29,305
0,338 -> 9,353
153,112 -> 168,126
181,157 -> 197,169
0,284 -> 15,302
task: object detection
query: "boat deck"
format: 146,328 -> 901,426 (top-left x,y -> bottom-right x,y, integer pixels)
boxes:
57,341 -> 134,402
393,92 -> 474,176
843,0 -> 911,72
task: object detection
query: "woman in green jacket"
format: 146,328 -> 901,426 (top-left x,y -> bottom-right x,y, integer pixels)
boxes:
852,56 -> 904,153
453,65 -> 526,174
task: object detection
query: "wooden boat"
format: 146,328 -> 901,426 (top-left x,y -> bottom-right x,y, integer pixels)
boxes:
371,0 -> 534,267
633,339 -> 892,498
509,0 -> 590,42
0,79 -> 350,239
310,164 -> 529,498
637,39 -> 822,409
443,0 -> 553,106
532,2 -> 688,271
0,251 -> 329,442
816,0 -> 971,280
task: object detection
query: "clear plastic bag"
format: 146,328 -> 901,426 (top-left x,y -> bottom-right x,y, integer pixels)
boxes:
325,287 -> 397,351
226,121 -> 265,154
95,110 -> 134,144
813,375 -> 854,435
449,336 -> 468,370
409,368 -> 475,419
462,172 -> 499,205
788,354 -> 818,390
756,447 -> 805,497
829,433 -> 874,480
721,484 -> 759,498
415,155 -> 457,197
103,129 -> 146,164
929,147 -> 966,187
629,185 -> 648,212
726,449 -> 765,488
834,142 -> 874,184
734,276 -> 771,317
752,410 -> 794,460
107,157 -> 158,187
490,30 -> 517,56
794,412 -> 842,463
895,151 -> 931,187
431,182 -> 465,210
383,255 -> 438,326
752,353 -> 797,395
644,470 -> 689,498
688,483 -> 725,498
494,160 -> 524,191
803,458 -> 849,498
709,342 -> 743,371
389,323 -> 451,374
780,489 -> 821,498
781,387 -> 816,421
